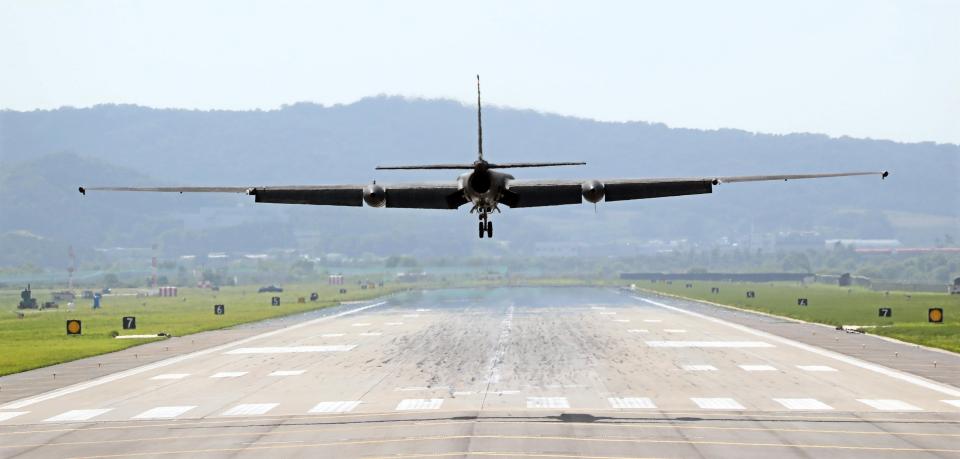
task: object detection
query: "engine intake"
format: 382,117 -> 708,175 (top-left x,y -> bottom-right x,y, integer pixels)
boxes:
581,180 -> 605,203
363,183 -> 386,207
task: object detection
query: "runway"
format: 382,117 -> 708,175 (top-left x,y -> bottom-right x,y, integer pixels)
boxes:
1,287 -> 958,458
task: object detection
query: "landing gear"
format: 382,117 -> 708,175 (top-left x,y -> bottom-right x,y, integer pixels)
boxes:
478,209 -> 494,239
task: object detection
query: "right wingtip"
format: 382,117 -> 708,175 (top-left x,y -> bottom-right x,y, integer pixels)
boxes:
78,186 -> 86,195
882,171 -> 889,179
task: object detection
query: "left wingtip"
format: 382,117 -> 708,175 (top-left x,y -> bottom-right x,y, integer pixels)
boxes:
882,171 -> 889,179
78,186 -> 86,195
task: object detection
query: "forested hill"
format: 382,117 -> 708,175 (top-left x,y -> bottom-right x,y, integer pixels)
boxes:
1,97 -> 957,264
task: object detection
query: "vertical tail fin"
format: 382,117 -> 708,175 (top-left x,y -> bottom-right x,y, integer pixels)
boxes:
477,74 -> 483,162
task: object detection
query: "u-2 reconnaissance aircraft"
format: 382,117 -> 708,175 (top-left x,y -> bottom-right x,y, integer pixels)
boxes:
80,76 -> 888,239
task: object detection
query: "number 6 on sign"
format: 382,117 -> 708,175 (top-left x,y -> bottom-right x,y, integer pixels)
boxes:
214,304 -> 225,315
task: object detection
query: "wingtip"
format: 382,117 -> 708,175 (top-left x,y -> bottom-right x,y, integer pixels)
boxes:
78,186 -> 86,195
881,171 -> 889,179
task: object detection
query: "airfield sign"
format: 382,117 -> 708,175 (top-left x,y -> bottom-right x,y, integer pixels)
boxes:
928,308 -> 943,323
66,320 -> 82,335
214,304 -> 225,315
122,316 -> 137,330
271,296 -> 281,307
878,308 -> 892,318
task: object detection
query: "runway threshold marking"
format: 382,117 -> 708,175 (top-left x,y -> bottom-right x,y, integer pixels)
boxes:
0,412 -> 27,422
797,365 -> 837,372
269,370 -> 305,376
221,403 -> 278,416
608,397 -> 656,409
0,301 -> 388,410
691,398 -> 745,410
210,371 -> 247,378
396,399 -> 444,410
856,399 -> 922,411
132,406 -> 196,419
635,296 -> 960,398
44,409 -> 112,422
150,374 -> 190,380
57,433 -> 960,458
7,417 -> 960,451
309,401 -> 362,413
526,397 -> 570,409
682,365 -> 718,371
773,398 -> 834,410
943,400 -> 960,408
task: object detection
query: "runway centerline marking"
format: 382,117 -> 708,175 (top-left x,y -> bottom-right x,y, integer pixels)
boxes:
132,406 -> 195,419
385,322 -> 404,326
646,341 -> 773,348
211,371 -> 247,378
857,399 -> 922,411
635,296 -> 960,398
221,403 -> 278,416
396,399 -> 443,410
739,365 -> 777,372
627,329 -> 648,333
269,370 -> 305,376
225,345 -> 356,354
150,374 -> 189,380
320,333 -> 344,337
797,365 -> 837,372
360,332 -> 382,336
773,398 -> 833,410
691,397 -> 745,410
44,409 -> 111,422
664,329 -> 687,333
351,323 -> 371,327
682,365 -> 718,371
0,301 -> 388,410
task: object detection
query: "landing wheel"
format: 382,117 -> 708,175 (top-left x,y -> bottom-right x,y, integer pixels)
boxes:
486,221 -> 493,238
479,221 -> 486,238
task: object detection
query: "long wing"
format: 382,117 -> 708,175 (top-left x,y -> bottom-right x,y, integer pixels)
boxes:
79,183 -> 468,209
502,171 -> 888,208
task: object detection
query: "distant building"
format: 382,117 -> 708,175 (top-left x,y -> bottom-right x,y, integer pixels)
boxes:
825,239 -> 902,250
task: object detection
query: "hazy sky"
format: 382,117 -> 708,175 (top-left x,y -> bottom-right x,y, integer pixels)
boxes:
2,0 -> 958,144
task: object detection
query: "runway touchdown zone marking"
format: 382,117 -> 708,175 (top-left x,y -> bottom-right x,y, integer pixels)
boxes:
309,401 -> 362,413
691,398 -> 745,410
45,409 -> 111,422
773,398 -> 833,410
133,405 -> 196,419
943,400 -> 960,408
222,403 -> 278,416
396,399 -> 444,410
608,397 -> 656,409
526,397 -> 570,409
151,373 -> 190,380
857,399 -> 922,411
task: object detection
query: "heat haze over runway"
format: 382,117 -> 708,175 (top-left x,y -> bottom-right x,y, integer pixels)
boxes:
1,288 -> 958,458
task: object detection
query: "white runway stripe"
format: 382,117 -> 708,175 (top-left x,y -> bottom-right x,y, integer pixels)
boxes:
614,319 -> 630,323
226,345 -> 356,354
309,401 -> 362,413
320,333 -> 344,337
385,322 -> 404,326
682,365 -> 718,371
627,329 -> 648,333
739,365 -> 777,372
643,319 -> 662,323
133,405 -> 196,419
416,308 -> 431,312
646,341 -> 773,348
151,373 -> 190,380
691,398 -> 745,410
402,314 -> 420,318
269,370 -> 305,376
664,329 -> 687,333
527,397 -> 570,409
797,365 -> 837,372
359,332 -> 382,336
599,312 -> 617,315
351,323 -> 371,327
857,399 -> 922,411
0,411 -> 28,422
45,409 -> 111,422
608,397 -> 656,409
211,371 -> 247,378
943,400 -> 960,408
396,399 -> 443,410
222,403 -> 278,416
773,398 -> 833,410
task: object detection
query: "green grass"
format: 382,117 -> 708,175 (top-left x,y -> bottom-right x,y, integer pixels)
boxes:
637,280 -> 960,353
0,282 -> 407,376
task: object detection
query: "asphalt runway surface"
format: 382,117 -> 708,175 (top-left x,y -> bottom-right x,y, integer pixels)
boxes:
1,287 -> 958,458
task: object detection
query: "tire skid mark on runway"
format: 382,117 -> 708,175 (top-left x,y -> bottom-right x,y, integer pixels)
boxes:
58,433 -> 960,458
0,301 -> 389,411
479,304 -> 515,408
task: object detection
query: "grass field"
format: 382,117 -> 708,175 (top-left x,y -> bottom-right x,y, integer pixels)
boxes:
638,280 -> 960,353
0,282 -> 409,376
